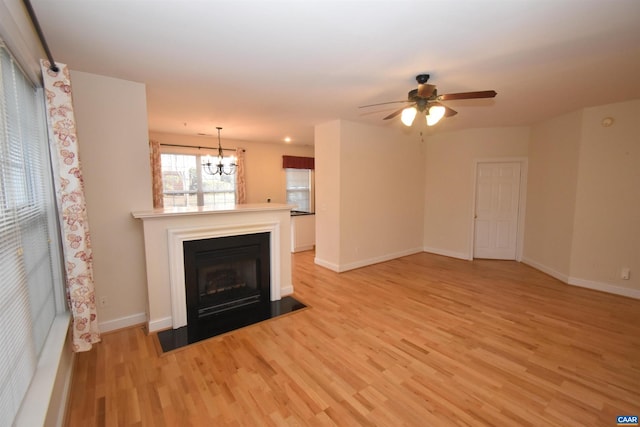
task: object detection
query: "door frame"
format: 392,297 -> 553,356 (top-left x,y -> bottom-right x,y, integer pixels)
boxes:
468,157 -> 528,261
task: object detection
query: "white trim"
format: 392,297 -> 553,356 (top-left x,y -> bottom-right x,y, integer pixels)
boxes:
338,248 -> 424,273
423,246 -> 470,261
292,244 -> 315,253
280,285 -> 294,296
314,257 -> 340,272
521,257 -> 570,283
523,257 -> 640,300
470,157 -> 528,261
15,313 -> 72,427
98,312 -> 148,333
149,316 -> 173,333
568,277 -> 640,300
167,222 -> 281,329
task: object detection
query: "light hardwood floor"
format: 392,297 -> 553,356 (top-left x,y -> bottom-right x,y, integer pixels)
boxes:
66,251 -> 640,426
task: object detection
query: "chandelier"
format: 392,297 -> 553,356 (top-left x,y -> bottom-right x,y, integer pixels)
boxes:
202,127 -> 236,176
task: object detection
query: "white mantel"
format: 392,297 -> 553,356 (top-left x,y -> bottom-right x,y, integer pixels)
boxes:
132,203 -> 293,332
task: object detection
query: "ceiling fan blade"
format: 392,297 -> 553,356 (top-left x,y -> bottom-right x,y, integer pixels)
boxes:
417,83 -> 436,98
358,100 -> 411,108
438,90 -> 497,101
383,107 -> 406,120
444,106 -> 458,117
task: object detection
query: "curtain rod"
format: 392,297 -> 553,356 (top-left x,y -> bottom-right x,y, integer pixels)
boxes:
160,143 -> 245,152
22,0 -> 59,72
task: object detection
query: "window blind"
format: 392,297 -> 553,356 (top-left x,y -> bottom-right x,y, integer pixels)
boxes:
286,168 -> 313,213
0,43 -> 59,425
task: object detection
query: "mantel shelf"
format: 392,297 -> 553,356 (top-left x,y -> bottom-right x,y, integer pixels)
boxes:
132,203 -> 293,220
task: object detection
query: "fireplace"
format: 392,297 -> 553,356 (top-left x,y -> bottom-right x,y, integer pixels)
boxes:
183,232 -> 270,326
132,203 -> 294,333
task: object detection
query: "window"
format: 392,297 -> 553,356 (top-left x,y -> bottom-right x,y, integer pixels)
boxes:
286,168 -> 314,213
0,43 -> 63,424
161,152 -> 236,207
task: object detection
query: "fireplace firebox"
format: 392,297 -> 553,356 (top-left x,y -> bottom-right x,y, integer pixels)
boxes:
183,232 -> 270,327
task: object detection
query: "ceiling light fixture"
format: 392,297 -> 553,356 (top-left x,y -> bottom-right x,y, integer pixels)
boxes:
401,107 -> 417,126
426,105 -> 446,126
400,101 -> 446,127
202,127 -> 236,176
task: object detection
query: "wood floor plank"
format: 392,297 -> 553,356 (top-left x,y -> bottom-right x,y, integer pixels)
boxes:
65,251 -> 640,426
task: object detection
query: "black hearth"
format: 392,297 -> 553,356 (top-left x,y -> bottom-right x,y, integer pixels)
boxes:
156,231 -> 306,353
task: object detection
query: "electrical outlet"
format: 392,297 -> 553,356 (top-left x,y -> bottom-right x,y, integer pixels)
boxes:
621,268 -> 630,280
99,296 -> 108,307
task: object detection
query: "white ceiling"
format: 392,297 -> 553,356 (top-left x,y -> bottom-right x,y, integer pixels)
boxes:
30,0 -> 640,145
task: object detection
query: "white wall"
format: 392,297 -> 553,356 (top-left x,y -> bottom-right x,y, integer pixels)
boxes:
423,127 -> 530,259
569,100 -> 640,292
71,70 -> 152,331
523,110 -> 582,279
315,120 -> 424,271
524,99 -> 640,298
149,131 -> 314,204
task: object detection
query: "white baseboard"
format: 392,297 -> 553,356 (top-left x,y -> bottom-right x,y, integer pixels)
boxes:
315,248 -> 423,273
280,285 -> 294,296
568,276 -> 640,300
314,257 -> 340,272
148,316 -> 172,333
423,246 -> 470,261
521,257 -> 640,300
292,245 -> 314,253
338,247 -> 424,272
99,312 -> 148,333
521,257 -> 570,283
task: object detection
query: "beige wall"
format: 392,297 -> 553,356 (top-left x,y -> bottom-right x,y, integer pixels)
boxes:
523,110 -> 583,278
524,99 -> 640,296
314,120 -> 342,268
315,120 -> 425,271
570,100 -> 640,290
148,131 -> 314,204
423,127 -> 530,259
73,72 -> 640,335
71,70 -> 152,331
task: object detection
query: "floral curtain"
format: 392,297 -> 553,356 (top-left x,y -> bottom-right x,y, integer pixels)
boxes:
236,148 -> 246,204
41,60 -> 101,352
149,140 -> 164,208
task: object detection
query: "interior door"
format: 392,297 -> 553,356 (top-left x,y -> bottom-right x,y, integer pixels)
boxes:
473,162 -> 521,259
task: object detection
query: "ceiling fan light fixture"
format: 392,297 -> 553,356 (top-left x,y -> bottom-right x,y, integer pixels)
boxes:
426,105 -> 446,126
401,107 -> 417,126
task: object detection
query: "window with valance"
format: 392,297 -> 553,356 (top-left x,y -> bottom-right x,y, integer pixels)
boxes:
283,156 -> 314,213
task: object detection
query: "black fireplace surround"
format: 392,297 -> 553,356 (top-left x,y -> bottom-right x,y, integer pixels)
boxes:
156,232 -> 306,353
184,232 -> 271,325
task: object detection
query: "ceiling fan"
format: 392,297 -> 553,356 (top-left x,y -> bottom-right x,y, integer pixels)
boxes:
360,74 -> 497,127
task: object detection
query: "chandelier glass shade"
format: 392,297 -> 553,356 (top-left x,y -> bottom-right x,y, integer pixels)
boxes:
202,127 -> 236,176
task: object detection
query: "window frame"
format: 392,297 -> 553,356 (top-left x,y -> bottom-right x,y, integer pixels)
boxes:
0,41 -> 66,425
285,168 -> 314,213
159,147 -> 237,207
